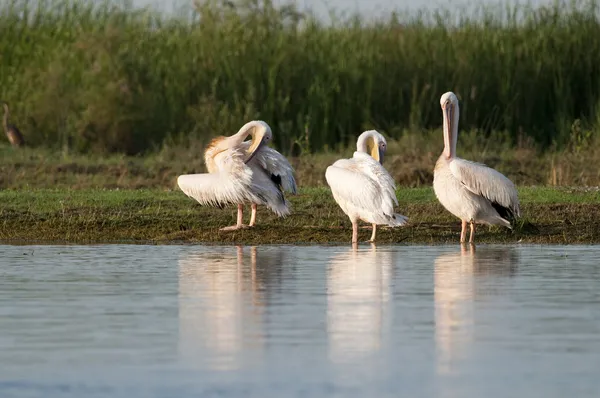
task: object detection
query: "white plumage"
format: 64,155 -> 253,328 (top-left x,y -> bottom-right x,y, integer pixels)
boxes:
177,146 -> 255,207
433,92 -> 520,243
177,120 -> 297,231
244,142 -> 298,208
325,130 -> 408,244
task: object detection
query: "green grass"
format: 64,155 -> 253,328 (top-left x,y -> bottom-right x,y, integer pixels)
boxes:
2,0 -> 600,154
1,187 -> 599,244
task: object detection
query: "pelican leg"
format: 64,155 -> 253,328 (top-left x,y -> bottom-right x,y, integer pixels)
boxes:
460,220 -> 468,243
368,223 -> 377,242
248,203 -> 257,227
220,204 -> 248,231
469,222 -> 476,243
352,221 -> 359,244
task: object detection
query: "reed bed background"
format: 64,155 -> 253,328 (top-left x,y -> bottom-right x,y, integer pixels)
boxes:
1,0 -> 600,156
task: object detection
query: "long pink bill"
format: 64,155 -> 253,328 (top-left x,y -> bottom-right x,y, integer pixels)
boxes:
443,105 -> 455,159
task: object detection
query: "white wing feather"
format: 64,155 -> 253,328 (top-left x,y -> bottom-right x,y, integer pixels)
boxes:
248,166 -> 291,217
326,161 -> 382,213
353,152 -> 399,210
177,146 -> 259,207
177,171 -> 253,207
449,158 -> 521,217
326,153 -> 408,226
243,143 -> 297,194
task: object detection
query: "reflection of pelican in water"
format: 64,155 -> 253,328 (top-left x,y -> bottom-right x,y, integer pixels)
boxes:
434,244 -> 520,374
178,246 -> 286,371
327,243 -> 394,363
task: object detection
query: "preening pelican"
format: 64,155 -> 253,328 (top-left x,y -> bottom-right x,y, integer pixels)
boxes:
325,130 -> 408,244
433,92 -> 520,243
177,120 -> 297,231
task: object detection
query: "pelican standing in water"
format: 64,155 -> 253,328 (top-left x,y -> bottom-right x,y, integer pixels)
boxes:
177,120 -> 297,231
433,92 -> 520,243
325,130 -> 408,244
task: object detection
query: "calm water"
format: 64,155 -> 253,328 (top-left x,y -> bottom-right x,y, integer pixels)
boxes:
1,244 -> 599,398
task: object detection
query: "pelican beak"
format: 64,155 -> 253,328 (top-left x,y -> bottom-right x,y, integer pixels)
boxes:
444,104 -> 453,130
369,141 -> 385,165
244,128 -> 265,164
443,103 -> 454,158
369,136 -> 383,164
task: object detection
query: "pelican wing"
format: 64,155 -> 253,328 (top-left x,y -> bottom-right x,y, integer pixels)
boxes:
326,154 -> 400,220
178,149 -> 257,207
353,152 -> 399,208
177,169 -> 255,208
244,144 -> 297,194
449,158 -> 521,218
326,161 -> 382,212
246,166 -> 291,216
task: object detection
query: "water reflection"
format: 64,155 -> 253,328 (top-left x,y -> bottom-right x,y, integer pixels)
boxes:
177,246 -> 286,371
4,244 -> 600,397
327,243 -> 394,363
434,244 -> 520,374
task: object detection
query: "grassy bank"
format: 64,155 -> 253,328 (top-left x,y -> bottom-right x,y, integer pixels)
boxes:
1,187 -> 599,244
2,132 -> 600,189
2,0 -> 600,153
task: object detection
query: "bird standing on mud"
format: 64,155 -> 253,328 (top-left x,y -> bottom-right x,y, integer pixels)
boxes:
433,92 -> 520,243
325,130 -> 408,244
2,101 -> 25,147
177,120 -> 297,231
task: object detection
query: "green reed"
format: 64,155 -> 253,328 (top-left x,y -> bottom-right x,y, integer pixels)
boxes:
1,0 -> 599,154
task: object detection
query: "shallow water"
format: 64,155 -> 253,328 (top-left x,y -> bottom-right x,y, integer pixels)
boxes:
1,244 -> 599,397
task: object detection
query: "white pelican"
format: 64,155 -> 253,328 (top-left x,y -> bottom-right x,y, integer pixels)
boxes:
177,120 -> 297,231
325,130 -> 408,244
433,92 -> 521,243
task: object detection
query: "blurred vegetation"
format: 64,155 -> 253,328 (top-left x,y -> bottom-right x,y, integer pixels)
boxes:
1,0 -> 600,155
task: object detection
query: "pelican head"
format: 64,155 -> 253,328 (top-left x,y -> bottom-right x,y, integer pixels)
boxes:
357,130 -> 387,165
243,121 -> 272,163
440,92 -> 459,159
225,120 -> 272,163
